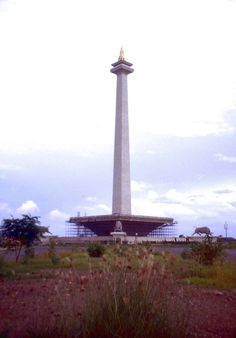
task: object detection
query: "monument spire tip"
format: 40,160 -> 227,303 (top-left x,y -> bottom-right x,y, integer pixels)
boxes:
118,46 -> 125,61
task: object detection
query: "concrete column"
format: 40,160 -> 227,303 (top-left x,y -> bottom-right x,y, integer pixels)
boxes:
111,52 -> 134,215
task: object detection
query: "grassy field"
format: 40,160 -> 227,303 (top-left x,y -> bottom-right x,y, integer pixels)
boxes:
1,243 -> 236,289
0,242 -> 236,338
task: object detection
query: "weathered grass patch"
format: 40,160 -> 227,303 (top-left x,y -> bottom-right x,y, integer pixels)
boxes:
24,246 -> 191,338
185,263 -> 236,289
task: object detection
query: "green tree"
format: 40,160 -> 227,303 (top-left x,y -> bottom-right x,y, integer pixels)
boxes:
0,214 -> 50,262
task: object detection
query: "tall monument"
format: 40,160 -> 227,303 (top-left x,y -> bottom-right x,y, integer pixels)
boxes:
111,48 -> 133,215
69,50 -> 174,237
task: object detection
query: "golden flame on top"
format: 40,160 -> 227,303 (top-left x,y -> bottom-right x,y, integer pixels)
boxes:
118,47 -> 125,61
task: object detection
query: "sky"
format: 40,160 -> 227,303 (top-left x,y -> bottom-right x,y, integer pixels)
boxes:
0,0 -> 236,237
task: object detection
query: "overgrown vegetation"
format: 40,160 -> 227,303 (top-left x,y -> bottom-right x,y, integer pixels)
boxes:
181,236 -> 224,265
25,246 -> 190,338
1,242 -> 235,288
0,215 -> 49,262
48,238 -> 60,265
1,242 -> 236,337
87,243 -> 105,257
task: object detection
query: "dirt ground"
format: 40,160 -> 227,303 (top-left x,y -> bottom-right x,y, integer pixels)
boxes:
0,272 -> 236,338
1,245 -> 236,337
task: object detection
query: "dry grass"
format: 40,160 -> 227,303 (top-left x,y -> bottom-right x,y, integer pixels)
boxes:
19,246 -> 191,338
1,244 -> 236,337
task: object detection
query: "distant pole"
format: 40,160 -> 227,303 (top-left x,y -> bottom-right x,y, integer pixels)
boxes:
224,222 -> 228,238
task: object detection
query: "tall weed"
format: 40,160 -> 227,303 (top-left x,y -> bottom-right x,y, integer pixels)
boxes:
26,246 -> 191,338
182,236 -> 224,265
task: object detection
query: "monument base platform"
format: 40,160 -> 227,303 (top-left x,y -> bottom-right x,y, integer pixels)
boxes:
69,214 -> 174,237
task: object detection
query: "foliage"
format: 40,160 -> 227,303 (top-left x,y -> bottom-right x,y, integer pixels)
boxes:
190,236 -> 224,265
24,247 -> 191,338
48,238 -> 60,265
1,245 -> 236,336
80,251 -> 190,338
0,215 -> 49,262
22,245 -> 35,264
87,243 -> 105,257
186,263 -> 236,289
181,236 -> 224,265
181,248 -> 193,260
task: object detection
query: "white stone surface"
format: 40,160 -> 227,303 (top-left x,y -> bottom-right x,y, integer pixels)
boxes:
111,60 -> 133,215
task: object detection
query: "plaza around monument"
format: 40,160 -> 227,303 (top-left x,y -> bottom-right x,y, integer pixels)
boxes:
69,50 -> 174,237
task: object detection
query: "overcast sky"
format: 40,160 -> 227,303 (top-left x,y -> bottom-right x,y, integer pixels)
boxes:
0,0 -> 236,237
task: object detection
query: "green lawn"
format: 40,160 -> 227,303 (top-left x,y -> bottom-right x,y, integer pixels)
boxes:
1,244 -> 236,290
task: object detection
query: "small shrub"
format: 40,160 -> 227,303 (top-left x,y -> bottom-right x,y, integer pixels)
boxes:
87,243 -> 105,257
181,248 -> 193,260
22,245 -> 35,264
190,236 -> 224,265
51,255 -> 60,265
48,238 -> 60,265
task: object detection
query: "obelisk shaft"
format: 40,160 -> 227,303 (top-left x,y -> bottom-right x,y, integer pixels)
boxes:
111,52 -> 134,215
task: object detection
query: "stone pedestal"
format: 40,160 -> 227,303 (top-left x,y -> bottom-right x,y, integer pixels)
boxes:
110,231 -> 127,243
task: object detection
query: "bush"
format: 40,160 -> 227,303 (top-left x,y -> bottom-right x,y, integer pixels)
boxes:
48,238 -> 60,265
26,247 -> 191,338
22,245 -> 35,264
190,236 -> 224,265
81,254 -> 190,338
87,243 -> 105,257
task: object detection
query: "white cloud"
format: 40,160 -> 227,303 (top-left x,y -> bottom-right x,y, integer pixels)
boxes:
0,0 -> 236,154
147,190 -> 159,201
0,163 -> 23,171
0,202 -> 11,214
131,183 -> 236,225
16,200 -> 39,214
0,1 -> 236,239
215,153 -> 236,163
146,150 -> 156,155
96,204 -> 111,213
132,198 -> 195,219
138,119 -> 235,139
74,201 -> 111,216
164,188 -> 236,218
85,196 -> 97,202
49,209 -> 70,221
131,180 -> 149,193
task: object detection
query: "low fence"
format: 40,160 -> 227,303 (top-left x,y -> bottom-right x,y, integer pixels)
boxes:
40,235 -> 219,245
